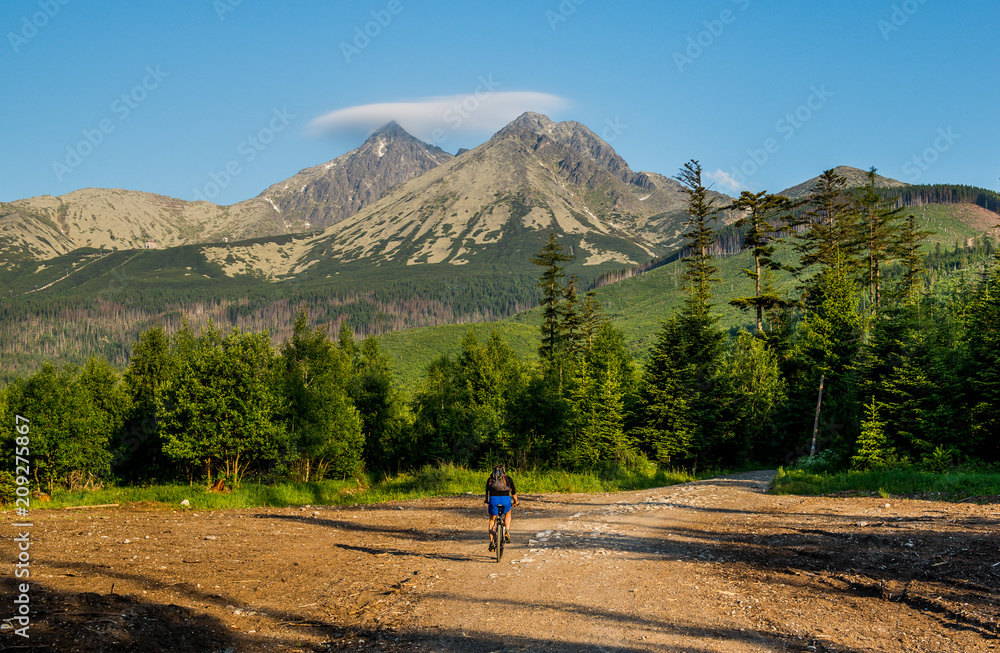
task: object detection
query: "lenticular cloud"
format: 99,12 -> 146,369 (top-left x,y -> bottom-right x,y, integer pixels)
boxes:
308,90 -> 570,142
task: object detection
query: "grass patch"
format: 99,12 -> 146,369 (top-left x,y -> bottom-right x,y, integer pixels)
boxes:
27,463 -> 699,511
771,467 -> 1000,501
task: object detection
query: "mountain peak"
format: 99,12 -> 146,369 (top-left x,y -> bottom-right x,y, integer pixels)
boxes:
779,165 -> 906,199
366,121 -> 414,142
508,111 -> 556,131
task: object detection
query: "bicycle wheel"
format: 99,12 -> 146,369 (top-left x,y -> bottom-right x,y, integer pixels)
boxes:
496,511 -> 505,562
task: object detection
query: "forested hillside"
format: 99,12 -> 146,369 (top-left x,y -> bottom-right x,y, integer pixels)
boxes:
3,164 -> 999,493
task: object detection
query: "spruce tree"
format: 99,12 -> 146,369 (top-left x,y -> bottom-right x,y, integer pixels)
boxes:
962,258 -> 1000,459
728,190 -> 795,333
635,160 -> 728,471
561,275 -> 585,360
793,168 -> 862,305
851,396 -> 896,470
893,214 -> 932,305
579,290 -> 606,349
854,167 -> 906,316
675,160 -> 722,317
531,233 -> 574,364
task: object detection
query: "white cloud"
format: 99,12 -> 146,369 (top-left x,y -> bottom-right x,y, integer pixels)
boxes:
705,168 -> 752,194
308,90 -> 570,143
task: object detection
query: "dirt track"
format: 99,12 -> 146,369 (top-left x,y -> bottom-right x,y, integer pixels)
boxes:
3,471 -> 999,652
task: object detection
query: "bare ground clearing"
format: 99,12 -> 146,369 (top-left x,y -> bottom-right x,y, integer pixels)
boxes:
2,471 -> 999,652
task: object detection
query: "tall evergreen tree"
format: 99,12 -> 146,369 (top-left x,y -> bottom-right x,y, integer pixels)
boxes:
855,167 -> 906,316
634,159 -> 728,471
728,191 -> 795,333
892,214 -> 933,305
636,309 -> 726,471
561,275 -> 585,360
579,290 -> 606,349
568,322 -> 638,469
962,258 -> 1000,459
793,168 -> 863,307
675,159 -> 722,317
531,233 -> 574,365
787,254 -> 865,456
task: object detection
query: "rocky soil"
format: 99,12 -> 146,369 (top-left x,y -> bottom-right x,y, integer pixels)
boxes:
2,471 -> 999,652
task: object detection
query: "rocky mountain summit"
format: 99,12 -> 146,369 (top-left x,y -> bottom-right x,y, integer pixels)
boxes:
254,121 -> 453,230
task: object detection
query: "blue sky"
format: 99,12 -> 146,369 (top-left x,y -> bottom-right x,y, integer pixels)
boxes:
2,0 -> 997,205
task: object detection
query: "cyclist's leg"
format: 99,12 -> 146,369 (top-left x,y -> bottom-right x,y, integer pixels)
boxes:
487,499 -> 499,548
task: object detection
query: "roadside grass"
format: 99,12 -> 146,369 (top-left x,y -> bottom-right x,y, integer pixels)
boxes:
771,466 -> 1000,501
27,463 -> 699,511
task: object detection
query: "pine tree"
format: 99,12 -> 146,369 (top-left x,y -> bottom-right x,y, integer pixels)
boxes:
785,254 -> 865,457
675,160 -> 721,317
579,290 -> 606,349
962,258 -> 1000,459
637,308 -> 726,471
568,322 -> 638,469
793,168 -> 863,305
634,159 -> 728,471
892,214 -> 933,305
852,396 -> 896,470
855,167 -> 906,317
728,191 -> 795,333
531,233 -> 574,364
561,275 -> 585,360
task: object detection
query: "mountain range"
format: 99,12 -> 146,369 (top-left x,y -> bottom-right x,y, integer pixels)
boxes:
2,112 -> 732,270
2,111 -> 999,381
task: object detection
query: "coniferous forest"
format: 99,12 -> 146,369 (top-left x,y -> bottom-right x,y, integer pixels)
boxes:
3,163 -> 999,493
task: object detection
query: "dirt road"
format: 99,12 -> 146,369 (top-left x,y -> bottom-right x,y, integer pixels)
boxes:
3,471 -> 999,652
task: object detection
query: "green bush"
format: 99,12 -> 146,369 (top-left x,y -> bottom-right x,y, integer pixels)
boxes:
920,446 -> 958,473
0,471 -> 17,505
792,449 -> 842,474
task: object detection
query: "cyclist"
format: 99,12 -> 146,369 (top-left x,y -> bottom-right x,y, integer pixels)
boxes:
485,464 -> 518,552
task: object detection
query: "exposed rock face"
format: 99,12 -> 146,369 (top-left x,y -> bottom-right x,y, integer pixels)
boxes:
252,122 -> 453,230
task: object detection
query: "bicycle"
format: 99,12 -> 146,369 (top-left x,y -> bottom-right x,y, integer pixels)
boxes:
494,503 -> 507,563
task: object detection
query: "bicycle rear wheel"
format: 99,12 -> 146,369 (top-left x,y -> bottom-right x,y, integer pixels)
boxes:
496,511 -> 505,562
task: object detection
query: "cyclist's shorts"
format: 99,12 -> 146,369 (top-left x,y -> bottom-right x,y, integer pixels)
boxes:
488,495 -> 512,517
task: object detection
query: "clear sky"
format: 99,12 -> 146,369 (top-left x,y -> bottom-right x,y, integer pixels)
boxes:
2,0 -> 997,206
